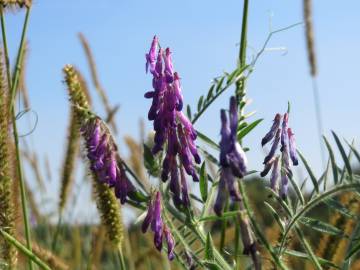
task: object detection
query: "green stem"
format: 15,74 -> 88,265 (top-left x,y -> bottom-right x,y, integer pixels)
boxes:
236,0 -> 249,111
117,244 -> 126,270
0,7 -> 33,270
0,230 -> 50,270
8,7 -> 31,115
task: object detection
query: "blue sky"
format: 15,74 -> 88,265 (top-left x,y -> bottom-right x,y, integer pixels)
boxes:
6,1 -> 360,222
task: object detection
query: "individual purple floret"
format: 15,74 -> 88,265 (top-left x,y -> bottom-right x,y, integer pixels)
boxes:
260,111 -> 298,198
141,191 -> 176,260
146,36 -> 158,74
270,156 -> 280,190
280,113 -> 289,152
287,128 -> 299,165
152,191 -> 163,251
261,113 -> 281,146
81,118 -> 134,204
145,36 -> 201,208
214,96 -> 247,216
163,225 -> 175,260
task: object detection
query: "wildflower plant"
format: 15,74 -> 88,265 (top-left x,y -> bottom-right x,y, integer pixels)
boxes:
0,1 -> 359,270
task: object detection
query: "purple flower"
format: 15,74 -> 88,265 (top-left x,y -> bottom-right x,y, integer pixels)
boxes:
81,118 -> 134,204
287,128 -> 298,165
261,114 -> 281,146
145,37 -> 201,207
146,36 -> 158,74
280,113 -> 289,152
260,111 -> 298,198
270,156 -> 280,190
141,192 -> 176,260
214,96 -> 247,215
263,129 -> 281,165
163,225 -> 175,260
142,200 -> 154,233
219,97 -> 247,178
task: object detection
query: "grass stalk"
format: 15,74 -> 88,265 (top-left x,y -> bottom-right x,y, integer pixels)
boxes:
0,7 -> 33,270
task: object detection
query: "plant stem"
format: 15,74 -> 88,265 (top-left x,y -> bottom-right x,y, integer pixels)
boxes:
117,243 -> 126,270
236,0 -> 249,112
8,7 -> 31,115
0,230 -> 50,270
0,7 -> 34,270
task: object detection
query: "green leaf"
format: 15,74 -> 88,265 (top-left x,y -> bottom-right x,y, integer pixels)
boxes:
128,190 -> 148,203
300,216 -> 345,236
325,198 -> 356,219
332,131 -> 353,181
345,140 -> 360,164
206,84 -> 215,101
215,77 -> 225,93
199,162 -> 208,202
283,249 -> 340,269
199,210 -> 240,222
298,150 -> 319,193
226,68 -> 241,84
346,237 -> 360,260
237,119 -> 263,141
0,230 -> 52,270
323,136 -> 339,185
205,232 -> 215,261
203,261 -> 221,270
196,130 -> 220,150
186,104 -> 192,120
264,202 -> 284,231
143,144 -> 159,176
197,95 -> 204,112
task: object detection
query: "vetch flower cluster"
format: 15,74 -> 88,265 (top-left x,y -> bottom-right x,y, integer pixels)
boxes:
81,117 -> 135,204
142,191 -> 175,260
261,112 -> 298,199
145,36 -> 201,207
214,96 -> 247,216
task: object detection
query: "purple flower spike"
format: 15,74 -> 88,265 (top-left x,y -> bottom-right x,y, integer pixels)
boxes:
262,114 -> 281,146
146,36 -> 158,74
82,118 -> 135,205
145,36 -> 201,208
270,156 -> 280,190
287,128 -> 299,165
261,111 -> 298,198
163,225 -> 175,260
215,96 -> 247,214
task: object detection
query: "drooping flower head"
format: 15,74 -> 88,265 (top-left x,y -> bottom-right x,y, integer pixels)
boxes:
214,96 -> 247,216
141,191 -> 176,260
260,111 -> 298,199
145,36 -> 200,208
81,117 -> 135,204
